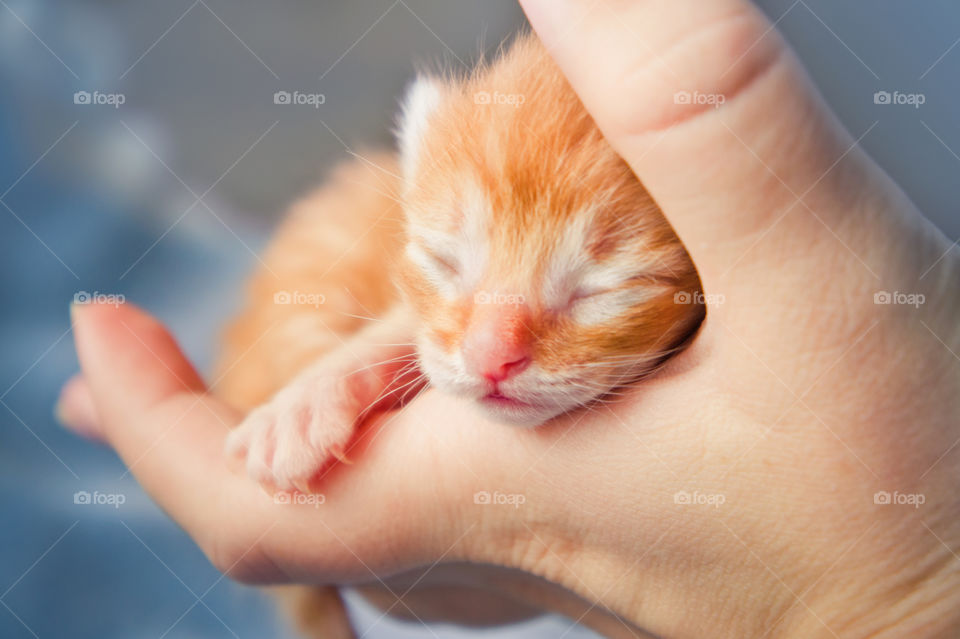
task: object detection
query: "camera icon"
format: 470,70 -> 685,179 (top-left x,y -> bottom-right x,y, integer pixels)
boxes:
474,291 -> 492,305
673,490 -> 691,505
873,291 -> 892,305
273,492 -> 292,505
874,491 -> 891,505
274,90 -> 291,105
273,290 -> 292,305
74,91 -> 91,105
673,291 -> 692,304
673,90 -> 692,105
73,491 -> 92,505
473,490 -> 491,505
74,291 -> 91,304
473,91 -> 491,105
873,91 -> 891,105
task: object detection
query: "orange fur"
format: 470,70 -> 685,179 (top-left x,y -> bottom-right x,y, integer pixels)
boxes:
400,35 -> 702,397
216,152 -> 404,410
215,32 -> 703,639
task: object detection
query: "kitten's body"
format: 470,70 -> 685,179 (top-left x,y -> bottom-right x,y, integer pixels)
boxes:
216,34 -> 703,639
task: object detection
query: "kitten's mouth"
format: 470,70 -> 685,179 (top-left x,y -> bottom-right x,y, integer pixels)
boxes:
475,389 -> 565,427
480,392 -> 530,408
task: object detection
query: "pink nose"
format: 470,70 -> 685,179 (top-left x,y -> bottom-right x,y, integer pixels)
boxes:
462,302 -> 532,383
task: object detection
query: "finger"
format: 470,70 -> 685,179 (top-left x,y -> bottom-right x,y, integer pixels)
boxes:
70,302 -> 278,555
71,301 -> 207,412
69,302 -> 471,582
56,374 -> 103,440
519,0 -> 882,292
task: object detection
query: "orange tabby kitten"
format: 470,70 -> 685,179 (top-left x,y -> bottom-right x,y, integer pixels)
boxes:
215,33 -> 703,639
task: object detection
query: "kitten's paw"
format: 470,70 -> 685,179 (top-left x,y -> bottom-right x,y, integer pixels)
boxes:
225,378 -> 357,491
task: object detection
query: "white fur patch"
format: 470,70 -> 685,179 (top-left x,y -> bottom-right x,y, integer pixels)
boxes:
541,209 -> 665,326
458,184 -> 489,290
397,75 -> 442,182
570,287 -> 658,325
406,186 -> 489,299
542,213 -> 595,309
405,241 -> 459,299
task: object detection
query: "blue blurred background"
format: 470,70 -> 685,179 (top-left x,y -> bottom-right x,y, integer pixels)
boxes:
1,1 -> 957,637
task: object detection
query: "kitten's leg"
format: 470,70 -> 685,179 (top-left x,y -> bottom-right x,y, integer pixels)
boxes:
225,306 -> 421,491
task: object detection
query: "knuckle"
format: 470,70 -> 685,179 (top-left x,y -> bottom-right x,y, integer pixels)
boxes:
203,531 -> 268,584
610,9 -> 788,136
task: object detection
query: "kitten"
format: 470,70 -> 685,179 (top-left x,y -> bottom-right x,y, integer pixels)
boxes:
216,32 -> 703,638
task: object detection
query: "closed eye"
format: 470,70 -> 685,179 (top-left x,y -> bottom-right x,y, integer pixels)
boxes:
405,242 -> 460,283
568,272 -> 671,307
427,250 -> 460,277
569,287 -> 607,304
565,283 -> 663,325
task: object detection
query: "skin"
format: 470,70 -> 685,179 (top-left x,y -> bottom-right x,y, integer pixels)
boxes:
59,0 -> 960,637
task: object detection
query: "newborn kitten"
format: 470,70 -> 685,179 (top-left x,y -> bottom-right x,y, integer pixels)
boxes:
216,32 -> 703,638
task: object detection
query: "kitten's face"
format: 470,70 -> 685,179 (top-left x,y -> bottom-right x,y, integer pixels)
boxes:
396,46 -> 702,426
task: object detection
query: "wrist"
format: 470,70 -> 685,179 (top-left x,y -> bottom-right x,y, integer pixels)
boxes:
784,556 -> 960,638
478,492 -> 960,639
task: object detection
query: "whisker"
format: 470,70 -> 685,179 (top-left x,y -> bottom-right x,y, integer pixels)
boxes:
355,359 -> 424,413
356,371 -> 427,420
345,352 -> 419,376
399,375 -> 429,404
335,310 -> 383,323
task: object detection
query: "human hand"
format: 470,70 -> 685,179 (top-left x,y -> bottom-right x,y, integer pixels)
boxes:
504,0 -> 960,635
59,0 -> 960,637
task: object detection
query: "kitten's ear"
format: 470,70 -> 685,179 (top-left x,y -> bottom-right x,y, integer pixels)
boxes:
396,74 -> 442,181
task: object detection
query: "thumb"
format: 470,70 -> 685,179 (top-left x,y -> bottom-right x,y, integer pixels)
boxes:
520,0 -> 876,293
